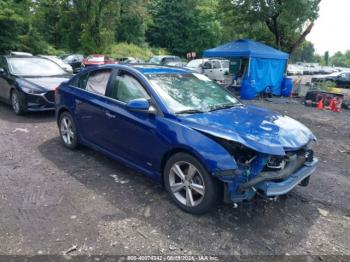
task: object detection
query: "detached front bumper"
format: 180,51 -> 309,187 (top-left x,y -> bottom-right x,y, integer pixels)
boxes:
223,154 -> 319,203
255,157 -> 318,197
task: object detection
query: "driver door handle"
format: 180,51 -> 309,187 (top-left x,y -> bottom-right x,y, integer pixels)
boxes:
105,111 -> 116,119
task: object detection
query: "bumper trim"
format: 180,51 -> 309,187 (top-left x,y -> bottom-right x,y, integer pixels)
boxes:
255,157 -> 318,197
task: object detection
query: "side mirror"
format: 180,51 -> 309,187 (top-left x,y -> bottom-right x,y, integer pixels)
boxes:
126,98 -> 156,114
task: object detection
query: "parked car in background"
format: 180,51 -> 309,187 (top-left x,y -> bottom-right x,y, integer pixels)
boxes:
0,55 -> 72,114
118,57 -> 144,64
61,54 -> 84,73
201,59 -> 230,85
39,55 -> 73,73
287,64 -> 303,75
55,64 -> 318,214
334,72 -> 350,88
149,55 -> 184,67
312,71 -> 350,88
10,51 -> 33,56
186,58 -> 231,86
186,58 -> 208,73
83,55 -> 115,67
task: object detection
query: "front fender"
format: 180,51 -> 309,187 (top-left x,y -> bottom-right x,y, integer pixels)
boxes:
160,118 -> 237,174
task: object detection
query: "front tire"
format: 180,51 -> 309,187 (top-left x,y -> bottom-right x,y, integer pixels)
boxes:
164,153 -> 219,214
11,90 -> 26,115
59,112 -> 78,149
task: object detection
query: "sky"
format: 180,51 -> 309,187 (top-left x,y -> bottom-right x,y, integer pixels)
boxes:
306,0 -> 350,55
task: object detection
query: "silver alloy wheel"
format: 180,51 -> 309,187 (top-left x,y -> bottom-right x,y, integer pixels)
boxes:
60,116 -> 74,145
169,161 -> 205,207
11,92 -> 20,113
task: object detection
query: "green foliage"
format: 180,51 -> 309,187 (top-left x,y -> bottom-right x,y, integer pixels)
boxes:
17,28 -> 49,54
0,0 -> 28,54
220,0 -> 321,53
324,51 -> 329,66
108,42 -> 166,60
290,41 -> 316,63
0,0 -> 328,62
146,0 -> 222,56
117,0 -> 150,45
330,51 -> 350,67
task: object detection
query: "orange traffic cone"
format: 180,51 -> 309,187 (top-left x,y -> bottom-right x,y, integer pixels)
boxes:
334,98 -> 342,112
330,98 -> 337,112
316,98 -> 323,110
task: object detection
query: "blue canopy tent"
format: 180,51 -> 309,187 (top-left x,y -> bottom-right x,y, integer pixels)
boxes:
203,39 -> 289,99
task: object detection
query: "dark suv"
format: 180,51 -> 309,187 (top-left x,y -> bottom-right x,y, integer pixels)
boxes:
334,72 -> 350,88
61,54 -> 84,73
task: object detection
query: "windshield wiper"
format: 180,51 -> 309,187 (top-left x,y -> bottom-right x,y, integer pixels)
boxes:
208,104 -> 237,112
176,109 -> 205,114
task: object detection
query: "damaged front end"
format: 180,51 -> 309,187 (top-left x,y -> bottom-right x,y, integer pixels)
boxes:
212,138 -> 318,203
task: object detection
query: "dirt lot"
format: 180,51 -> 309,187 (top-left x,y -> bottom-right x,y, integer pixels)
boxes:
0,98 -> 349,257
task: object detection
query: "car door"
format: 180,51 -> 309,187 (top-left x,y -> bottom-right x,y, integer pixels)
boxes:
211,60 -> 223,81
345,73 -> 350,87
103,70 -> 164,175
74,68 -> 114,149
0,57 -> 12,101
202,61 -> 214,79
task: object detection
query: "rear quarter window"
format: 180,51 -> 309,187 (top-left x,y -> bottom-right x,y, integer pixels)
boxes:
70,73 -> 89,89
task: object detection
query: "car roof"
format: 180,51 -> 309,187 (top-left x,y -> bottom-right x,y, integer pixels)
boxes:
5,55 -> 44,59
79,64 -> 192,75
132,64 -> 191,74
151,55 -> 180,58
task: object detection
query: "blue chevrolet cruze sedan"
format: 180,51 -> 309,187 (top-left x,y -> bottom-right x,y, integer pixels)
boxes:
55,64 -> 318,214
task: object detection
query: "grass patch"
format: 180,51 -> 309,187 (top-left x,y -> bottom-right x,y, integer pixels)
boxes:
108,43 -> 167,61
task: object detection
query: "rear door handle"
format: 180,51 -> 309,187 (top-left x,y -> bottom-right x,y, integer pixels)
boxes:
105,111 -> 116,119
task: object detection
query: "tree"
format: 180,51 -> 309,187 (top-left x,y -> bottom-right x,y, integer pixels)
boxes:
32,0 -> 63,47
0,0 -> 30,54
146,0 -> 222,56
324,51 -> 329,66
73,0 -> 121,54
331,51 -> 350,67
117,0 -> 150,45
222,0 -> 321,54
290,41 -> 316,63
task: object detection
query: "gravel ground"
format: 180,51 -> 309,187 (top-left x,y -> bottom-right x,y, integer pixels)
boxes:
0,98 -> 349,256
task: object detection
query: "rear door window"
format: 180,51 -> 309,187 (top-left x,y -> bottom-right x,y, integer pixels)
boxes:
203,62 -> 212,69
212,61 -> 221,69
86,69 -> 112,95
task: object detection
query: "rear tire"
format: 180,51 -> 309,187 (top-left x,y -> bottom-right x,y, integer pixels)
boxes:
11,90 -> 26,115
164,153 -> 219,214
59,111 -> 78,149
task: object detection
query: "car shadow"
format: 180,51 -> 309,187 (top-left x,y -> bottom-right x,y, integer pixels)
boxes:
38,137 -> 320,254
0,103 -> 55,123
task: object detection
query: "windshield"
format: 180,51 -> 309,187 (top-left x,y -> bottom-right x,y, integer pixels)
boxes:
43,56 -> 65,67
8,57 -> 67,76
146,73 -> 240,114
149,57 -> 161,64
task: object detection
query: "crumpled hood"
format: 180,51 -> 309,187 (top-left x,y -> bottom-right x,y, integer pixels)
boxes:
18,76 -> 71,91
178,105 -> 316,156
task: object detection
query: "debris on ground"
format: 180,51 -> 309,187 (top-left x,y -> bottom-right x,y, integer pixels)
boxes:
110,174 -> 129,184
317,208 -> 329,217
64,245 -> 78,255
12,128 -> 29,133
